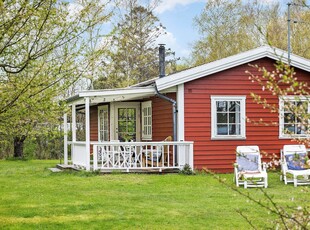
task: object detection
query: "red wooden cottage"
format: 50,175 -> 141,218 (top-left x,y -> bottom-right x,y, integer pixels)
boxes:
63,46 -> 310,173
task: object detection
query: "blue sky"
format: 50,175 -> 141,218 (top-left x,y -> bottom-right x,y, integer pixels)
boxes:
154,1 -> 206,61
153,0 -> 305,61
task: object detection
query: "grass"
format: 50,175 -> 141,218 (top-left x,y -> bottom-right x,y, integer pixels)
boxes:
0,160 -> 308,229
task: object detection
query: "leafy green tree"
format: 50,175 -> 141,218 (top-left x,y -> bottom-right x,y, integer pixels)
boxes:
93,0 -> 166,89
0,0 -> 112,158
191,0 -> 258,65
190,0 -> 310,65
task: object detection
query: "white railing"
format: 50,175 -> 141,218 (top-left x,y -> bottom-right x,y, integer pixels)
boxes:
69,141 -> 88,168
92,141 -> 193,172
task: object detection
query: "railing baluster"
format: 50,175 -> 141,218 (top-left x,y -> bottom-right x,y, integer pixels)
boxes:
93,145 -> 98,170
167,144 -> 170,167
172,145 -> 175,167
70,141 -> 193,171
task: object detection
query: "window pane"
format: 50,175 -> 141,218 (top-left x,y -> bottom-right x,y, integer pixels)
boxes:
217,113 -> 227,123
229,113 -> 240,123
284,113 -> 294,123
229,101 -> 240,112
296,123 -> 308,134
217,125 -> 228,135
229,124 -> 240,135
284,102 -> 293,112
229,125 -> 235,135
284,124 -> 295,134
217,101 -> 227,112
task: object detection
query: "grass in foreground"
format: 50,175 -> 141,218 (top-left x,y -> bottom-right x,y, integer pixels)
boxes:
0,160 -> 308,229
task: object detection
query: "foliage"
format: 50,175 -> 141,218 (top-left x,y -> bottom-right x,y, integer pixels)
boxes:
93,0 -> 167,89
0,0 -> 112,157
245,53 -> 310,228
179,163 -> 195,175
1,160 -> 309,229
191,0 -> 310,66
248,61 -> 310,146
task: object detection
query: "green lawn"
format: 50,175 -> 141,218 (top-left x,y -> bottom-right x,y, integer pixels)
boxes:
0,160 -> 308,229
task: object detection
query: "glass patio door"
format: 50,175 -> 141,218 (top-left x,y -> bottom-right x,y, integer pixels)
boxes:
114,103 -> 140,142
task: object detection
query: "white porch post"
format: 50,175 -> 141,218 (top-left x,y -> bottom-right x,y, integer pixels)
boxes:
63,113 -> 68,165
177,84 -> 187,168
71,104 -> 76,142
85,97 -> 91,171
177,84 -> 185,141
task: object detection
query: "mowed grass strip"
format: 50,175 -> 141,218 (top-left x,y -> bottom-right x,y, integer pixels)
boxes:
0,160 -> 308,229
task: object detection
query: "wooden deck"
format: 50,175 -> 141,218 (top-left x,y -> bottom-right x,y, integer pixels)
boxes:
56,164 -> 179,174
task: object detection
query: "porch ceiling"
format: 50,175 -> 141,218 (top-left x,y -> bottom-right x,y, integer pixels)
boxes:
67,86 -> 156,105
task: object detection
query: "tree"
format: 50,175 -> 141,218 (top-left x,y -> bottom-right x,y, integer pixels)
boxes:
0,0 -> 112,158
191,0 -> 258,65
93,0 -> 166,89
190,0 -> 310,66
248,61 -> 310,141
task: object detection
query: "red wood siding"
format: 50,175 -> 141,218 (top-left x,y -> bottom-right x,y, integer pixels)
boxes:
88,98 -> 174,143
89,106 -> 98,154
151,93 -> 175,141
184,57 -> 310,173
90,106 -> 98,142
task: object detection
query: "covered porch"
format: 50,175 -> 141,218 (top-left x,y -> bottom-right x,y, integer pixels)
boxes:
63,86 -> 193,172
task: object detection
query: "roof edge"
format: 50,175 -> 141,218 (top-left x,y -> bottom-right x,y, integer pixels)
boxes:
156,46 -> 310,91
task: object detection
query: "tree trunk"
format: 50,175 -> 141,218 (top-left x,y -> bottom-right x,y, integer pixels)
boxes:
13,136 -> 26,158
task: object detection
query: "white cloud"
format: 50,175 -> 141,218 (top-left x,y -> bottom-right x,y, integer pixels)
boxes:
156,31 -> 177,47
67,2 -> 83,21
156,30 -> 190,61
155,0 -> 205,14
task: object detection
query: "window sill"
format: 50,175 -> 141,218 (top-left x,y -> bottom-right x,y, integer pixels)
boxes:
142,138 -> 152,141
279,135 -> 310,139
211,136 -> 246,140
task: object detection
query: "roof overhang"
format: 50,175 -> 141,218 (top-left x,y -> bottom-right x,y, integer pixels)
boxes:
66,86 -> 156,105
156,46 -> 310,91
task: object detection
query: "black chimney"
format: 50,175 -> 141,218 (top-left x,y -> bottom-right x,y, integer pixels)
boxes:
159,44 -> 165,78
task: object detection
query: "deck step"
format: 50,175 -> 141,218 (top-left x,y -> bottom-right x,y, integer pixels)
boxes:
48,168 -> 62,173
56,164 -> 81,171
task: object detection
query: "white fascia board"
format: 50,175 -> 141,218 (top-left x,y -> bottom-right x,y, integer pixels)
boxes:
67,87 -> 156,105
67,98 -> 84,106
156,46 -> 310,91
78,87 -> 155,97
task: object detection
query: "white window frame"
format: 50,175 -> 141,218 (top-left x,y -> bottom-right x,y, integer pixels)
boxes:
211,96 -> 246,140
141,101 -> 152,140
98,105 -> 109,142
279,96 -> 310,139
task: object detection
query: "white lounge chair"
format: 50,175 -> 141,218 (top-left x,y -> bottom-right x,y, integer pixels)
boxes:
281,145 -> 310,187
234,146 -> 268,189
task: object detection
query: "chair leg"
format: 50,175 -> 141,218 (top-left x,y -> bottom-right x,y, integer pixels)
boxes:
234,173 -> 239,187
294,176 -> 297,187
284,174 -> 288,185
264,177 -> 268,188
244,180 -> 247,189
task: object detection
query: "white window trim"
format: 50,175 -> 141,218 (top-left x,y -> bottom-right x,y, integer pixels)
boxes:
141,101 -> 152,140
211,96 -> 246,140
98,105 -> 109,142
279,96 -> 310,139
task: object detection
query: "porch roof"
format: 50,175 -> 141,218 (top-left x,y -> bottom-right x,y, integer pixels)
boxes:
66,86 -> 156,105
